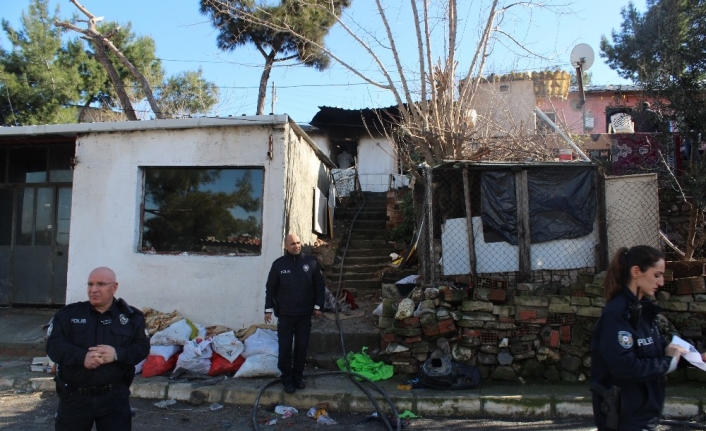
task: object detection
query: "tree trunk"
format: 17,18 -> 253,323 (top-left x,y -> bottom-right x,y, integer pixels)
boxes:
57,1 -> 163,120
98,36 -> 164,119
684,203 -> 706,260
78,96 -> 93,123
91,38 -> 138,121
257,51 -> 276,115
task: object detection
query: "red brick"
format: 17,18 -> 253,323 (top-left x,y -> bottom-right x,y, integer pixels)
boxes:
549,330 -> 560,348
560,326 -> 571,343
530,318 -> 547,324
463,329 -> 481,338
382,333 -> 397,342
499,316 -> 515,323
438,319 -> 456,330
423,324 -> 441,337
404,335 -> 422,344
401,316 -> 420,328
488,289 -> 506,304
519,310 -> 537,321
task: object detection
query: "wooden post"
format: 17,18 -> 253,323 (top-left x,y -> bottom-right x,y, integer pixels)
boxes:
425,164 -> 436,285
462,166 -> 477,278
515,169 -> 531,281
595,170 -> 608,271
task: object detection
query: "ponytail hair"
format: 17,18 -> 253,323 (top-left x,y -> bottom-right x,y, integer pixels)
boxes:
603,245 -> 665,301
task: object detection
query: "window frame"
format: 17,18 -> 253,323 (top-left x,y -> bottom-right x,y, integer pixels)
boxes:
138,165 -> 265,256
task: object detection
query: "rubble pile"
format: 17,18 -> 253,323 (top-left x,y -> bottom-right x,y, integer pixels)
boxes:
378,271 -> 706,383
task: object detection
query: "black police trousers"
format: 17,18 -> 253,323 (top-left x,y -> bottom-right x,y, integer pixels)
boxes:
55,384 -> 132,431
276,314 -> 312,385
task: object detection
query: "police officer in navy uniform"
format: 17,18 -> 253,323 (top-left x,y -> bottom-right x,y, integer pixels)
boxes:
47,267 -> 150,431
264,233 -> 325,393
590,246 -> 688,431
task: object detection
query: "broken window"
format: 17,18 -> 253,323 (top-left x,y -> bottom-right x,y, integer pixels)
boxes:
536,112 -> 557,135
140,167 -> 264,255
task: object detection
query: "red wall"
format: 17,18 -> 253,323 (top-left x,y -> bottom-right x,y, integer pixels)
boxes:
536,90 -> 644,134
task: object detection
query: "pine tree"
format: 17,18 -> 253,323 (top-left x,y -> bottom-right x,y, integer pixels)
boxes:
0,0 -> 81,125
200,0 -> 351,115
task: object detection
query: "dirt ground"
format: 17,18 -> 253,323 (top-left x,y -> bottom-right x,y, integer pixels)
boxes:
0,389 -> 375,431
2,389 -> 698,431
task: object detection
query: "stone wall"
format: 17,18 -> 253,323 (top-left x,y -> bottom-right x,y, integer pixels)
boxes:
379,274 -> 706,384
660,188 -> 705,260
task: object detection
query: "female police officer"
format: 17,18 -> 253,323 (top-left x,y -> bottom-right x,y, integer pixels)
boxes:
590,246 -> 687,431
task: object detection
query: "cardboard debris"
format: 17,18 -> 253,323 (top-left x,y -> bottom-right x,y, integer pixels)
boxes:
31,356 -> 54,373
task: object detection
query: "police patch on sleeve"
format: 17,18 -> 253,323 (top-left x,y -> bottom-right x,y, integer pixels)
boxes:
618,331 -> 633,349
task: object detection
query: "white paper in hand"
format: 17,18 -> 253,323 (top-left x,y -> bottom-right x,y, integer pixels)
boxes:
672,335 -> 706,372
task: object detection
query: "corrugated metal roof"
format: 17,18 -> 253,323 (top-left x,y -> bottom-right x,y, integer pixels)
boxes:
569,84 -> 640,93
0,115 -> 336,168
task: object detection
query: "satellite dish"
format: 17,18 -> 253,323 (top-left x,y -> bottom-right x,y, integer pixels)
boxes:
570,43 -> 595,71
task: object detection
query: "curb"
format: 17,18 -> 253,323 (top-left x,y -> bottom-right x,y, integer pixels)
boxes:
5,374 -> 705,420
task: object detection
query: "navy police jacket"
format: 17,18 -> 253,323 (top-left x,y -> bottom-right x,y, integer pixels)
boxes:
46,299 -> 150,388
265,251 -> 325,316
590,287 -> 675,431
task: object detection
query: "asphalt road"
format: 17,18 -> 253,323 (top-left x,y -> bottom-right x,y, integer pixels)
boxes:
1,388 -> 703,431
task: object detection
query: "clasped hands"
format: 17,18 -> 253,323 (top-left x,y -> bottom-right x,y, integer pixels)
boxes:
84,345 -> 116,369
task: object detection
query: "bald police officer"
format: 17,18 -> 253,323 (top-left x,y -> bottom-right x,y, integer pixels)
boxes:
47,267 -> 149,431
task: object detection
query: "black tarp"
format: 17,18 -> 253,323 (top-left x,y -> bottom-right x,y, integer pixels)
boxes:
480,171 -> 518,244
480,167 -> 596,244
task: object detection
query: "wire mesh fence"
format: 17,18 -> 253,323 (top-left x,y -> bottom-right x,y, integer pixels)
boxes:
604,173 -> 661,260
417,163 -> 602,286
412,134 -> 703,287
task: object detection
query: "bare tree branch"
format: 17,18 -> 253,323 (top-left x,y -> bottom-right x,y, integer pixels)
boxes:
58,0 -> 164,119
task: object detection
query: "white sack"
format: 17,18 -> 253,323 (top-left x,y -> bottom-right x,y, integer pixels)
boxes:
241,328 -> 278,358
135,358 -> 146,375
150,319 -> 205,346
211,331 -> 245,363
175,339 -> 213,374
149,344 -> 182,361
234,354 -> 281,378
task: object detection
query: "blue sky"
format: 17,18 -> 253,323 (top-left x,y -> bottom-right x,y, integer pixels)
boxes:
1,0 -> 646,124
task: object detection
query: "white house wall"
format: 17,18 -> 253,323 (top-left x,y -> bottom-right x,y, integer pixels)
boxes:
67,125 -> 289,330
306,131 -> 333,161
357,135 -> 396,192
282,127 -> 330,245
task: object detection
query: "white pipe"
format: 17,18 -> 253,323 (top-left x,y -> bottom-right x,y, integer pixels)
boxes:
534,107 -> 591,162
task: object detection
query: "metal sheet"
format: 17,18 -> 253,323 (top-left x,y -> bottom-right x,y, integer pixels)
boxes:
12,246 -> 52,304
0,247 -> 10,305
52,246 -> 68,305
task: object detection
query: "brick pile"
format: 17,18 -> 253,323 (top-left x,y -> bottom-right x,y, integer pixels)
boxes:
378,271 -> 706,383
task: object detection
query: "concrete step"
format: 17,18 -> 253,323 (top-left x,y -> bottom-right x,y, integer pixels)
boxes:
336,210 -> 387,221
349,230 -> 387,240
331,263 -> 389,274
326,271 -> 378,281
346,239 -> 394,249
331,255 -> 390,266
341,280 -> 382,290
352,219 -> 387,229
343,248 -> 392,258
308,332 -> 381,364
